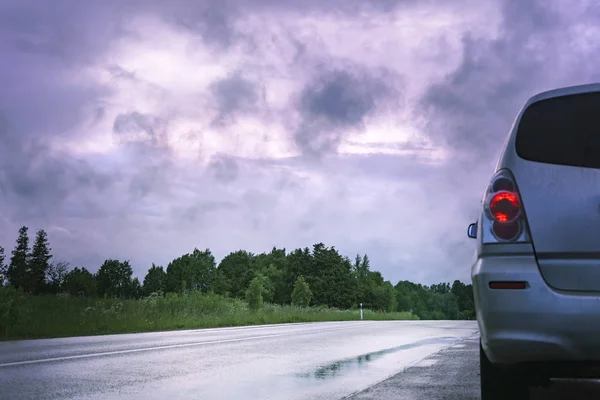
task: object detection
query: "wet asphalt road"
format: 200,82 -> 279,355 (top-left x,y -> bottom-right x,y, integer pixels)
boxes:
350,333 -> 600,400
0,320 -> 477,400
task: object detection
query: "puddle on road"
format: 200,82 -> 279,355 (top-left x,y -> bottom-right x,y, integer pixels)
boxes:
295,336 -> 458,382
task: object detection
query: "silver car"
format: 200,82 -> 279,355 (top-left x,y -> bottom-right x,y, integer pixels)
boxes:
469,83 -> 600,399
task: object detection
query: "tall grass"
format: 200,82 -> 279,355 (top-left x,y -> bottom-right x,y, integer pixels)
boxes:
0,287 -> 418,341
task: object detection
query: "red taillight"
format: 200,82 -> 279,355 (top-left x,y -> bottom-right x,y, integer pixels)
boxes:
491,221 -> 520,241
481,169 -> 531,244
489,191 -> 520,223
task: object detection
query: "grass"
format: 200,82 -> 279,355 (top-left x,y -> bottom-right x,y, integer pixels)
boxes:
0,287 -> 419,341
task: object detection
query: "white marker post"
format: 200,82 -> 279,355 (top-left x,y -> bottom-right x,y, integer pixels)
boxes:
360,303 -> 363,320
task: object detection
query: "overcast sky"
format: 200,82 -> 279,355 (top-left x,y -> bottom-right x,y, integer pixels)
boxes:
0,0 -> 599,286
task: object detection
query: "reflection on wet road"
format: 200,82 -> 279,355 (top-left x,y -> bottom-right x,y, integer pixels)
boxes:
297,336 -> 458,382
0,320 -> 478,400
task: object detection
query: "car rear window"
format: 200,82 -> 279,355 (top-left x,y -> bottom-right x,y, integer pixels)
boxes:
515,92 -> 600,169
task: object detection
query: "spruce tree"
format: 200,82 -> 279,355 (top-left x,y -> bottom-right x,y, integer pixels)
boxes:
0,246 -> 5,286
29,229 -> 52,294
7,226 -> 30,290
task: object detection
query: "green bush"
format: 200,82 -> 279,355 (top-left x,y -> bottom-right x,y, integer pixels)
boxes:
291,276 -> 312,307
0,287 -> 419,340
245,277 -> 264,310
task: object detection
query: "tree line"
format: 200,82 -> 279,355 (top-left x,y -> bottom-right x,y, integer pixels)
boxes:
0,226 -> 475,319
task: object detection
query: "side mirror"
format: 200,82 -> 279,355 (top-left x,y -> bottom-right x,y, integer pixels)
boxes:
467,222 -> 477,239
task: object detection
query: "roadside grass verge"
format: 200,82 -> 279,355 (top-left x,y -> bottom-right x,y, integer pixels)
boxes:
0,287 -> 419,341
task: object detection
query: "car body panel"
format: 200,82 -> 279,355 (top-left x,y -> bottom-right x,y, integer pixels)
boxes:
510,159 -> 600,291
473,253 -> 600,365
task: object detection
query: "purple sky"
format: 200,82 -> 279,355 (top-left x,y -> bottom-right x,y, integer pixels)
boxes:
1,0 -> 599,285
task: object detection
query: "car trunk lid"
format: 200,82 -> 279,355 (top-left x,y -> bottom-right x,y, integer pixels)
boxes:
510,91 -> 600,292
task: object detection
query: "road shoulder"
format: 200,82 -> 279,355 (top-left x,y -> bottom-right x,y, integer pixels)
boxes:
345,334 -> 480,400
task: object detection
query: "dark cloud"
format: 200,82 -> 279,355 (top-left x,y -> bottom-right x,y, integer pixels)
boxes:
295,66 -> 402,156
157,0 -> 414,50
300,70 -> 386,126
111,113 -> 175,202
172,200 -> 237,225
118,146 -> 175,203
210,74 -> 262,124
113,112 -> 168,146
112,111 -> 174,201
0,130 -> 113,223
128,164 -> 169,199
0,65 -> 111,141
419,0 -> 571,163
106,65 -> 138,81
214,0 -> 413,17
92,107 -> 106,125
301,71 -> 376,126
0,0 -> 134,63
164,0 -> 239,48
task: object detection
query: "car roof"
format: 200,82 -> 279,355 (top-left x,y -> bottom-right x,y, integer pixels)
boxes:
528,83 -> 600,106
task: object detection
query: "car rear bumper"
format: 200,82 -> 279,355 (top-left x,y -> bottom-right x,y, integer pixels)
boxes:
472,252 -> 600,366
